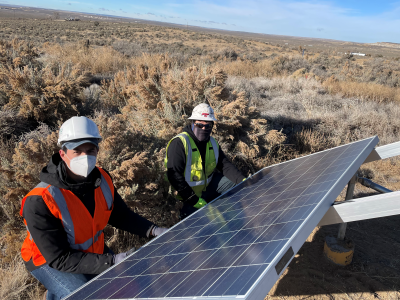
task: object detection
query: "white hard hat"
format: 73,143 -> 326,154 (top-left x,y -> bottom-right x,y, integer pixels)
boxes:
188,103 -> 217,122
58,116 -> 102,146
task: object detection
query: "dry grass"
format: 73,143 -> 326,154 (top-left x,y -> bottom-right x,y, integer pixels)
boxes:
323,76 -> 400,103
226,76 -> 400,146
42,42 -> 130,74
216,59 -> 274,78
0,255 -> 44,300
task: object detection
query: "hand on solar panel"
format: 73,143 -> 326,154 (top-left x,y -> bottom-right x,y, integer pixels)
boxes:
151,226 -> 169,237
113,247 -> 136,265
243,174 -> 252,182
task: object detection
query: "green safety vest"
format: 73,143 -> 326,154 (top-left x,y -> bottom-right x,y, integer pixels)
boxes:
165,132 -> 220,199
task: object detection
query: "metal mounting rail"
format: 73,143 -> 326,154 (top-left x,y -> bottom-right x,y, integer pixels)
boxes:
332,141 -> 400,238
357,177 -> 392,194
363,141 -> 400,164
318,190 -> 400,226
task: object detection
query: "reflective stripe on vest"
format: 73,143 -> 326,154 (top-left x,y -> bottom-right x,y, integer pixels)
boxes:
99,174 -> 113,210
43,173 -> 112,251
35,182 -> 50,188
25,224 -> 33,241
71,229 -> 103,251
24,185 -> 50,242
176,133 -> 219,187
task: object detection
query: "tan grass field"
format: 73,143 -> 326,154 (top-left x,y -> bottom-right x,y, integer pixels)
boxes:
1,13 -> 400,300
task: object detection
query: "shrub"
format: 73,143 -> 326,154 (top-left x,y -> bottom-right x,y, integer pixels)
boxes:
270,54 -> 310,75
0,62 -> 90,124
0,53 -> 288,258
0,38 -> 39,68
0,109 -> 30,139
42,42 -> 130,74
100,55 -> 286,173
0,124 -> 58,225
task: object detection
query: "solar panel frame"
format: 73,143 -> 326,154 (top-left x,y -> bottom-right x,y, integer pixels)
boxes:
64,136 -> 379,300
242,136 -> 378,300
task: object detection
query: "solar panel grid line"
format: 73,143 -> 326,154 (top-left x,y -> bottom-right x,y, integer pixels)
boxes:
117,144 -> 346,297
83,189 -> 300,296
244,137 -> 378,300
64,136 -> 379,300
124,148 -> 356,298
70,159 -> 336,298
196,149 -> 343,254
165,138 -> 374,299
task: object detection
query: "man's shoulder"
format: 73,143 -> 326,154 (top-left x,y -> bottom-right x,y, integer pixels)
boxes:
96,166 -> 112,180
166,136 -> 186,162
168,136 -> 185,147
22,193 -> 50,218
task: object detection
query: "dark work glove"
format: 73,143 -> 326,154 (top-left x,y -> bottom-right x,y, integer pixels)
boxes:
113,247 -> 136,265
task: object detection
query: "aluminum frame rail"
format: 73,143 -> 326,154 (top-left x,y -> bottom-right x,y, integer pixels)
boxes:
363,141 -> 400,164
318,190 -> 400,226
333,140 -> 400,237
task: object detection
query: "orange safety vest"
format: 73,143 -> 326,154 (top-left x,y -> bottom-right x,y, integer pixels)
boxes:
20,167 -> 114,267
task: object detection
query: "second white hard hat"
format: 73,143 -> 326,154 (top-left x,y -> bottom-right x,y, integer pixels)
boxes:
188,103 -> 217,121
58,116 -> 102,146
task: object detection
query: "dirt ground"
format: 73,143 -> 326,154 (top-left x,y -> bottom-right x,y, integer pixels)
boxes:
267,160 -> 400,300
267,215 -> 400,300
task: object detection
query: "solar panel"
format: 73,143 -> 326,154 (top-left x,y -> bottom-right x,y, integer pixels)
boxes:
64,136 -> 378,300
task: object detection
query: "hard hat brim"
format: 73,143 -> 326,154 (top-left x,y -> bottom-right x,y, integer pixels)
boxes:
188,115 -> 217,121
61,138 -> 100,150
58,133 -> 102,146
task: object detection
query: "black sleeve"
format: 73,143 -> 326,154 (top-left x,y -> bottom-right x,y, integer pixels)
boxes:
23,196 -> 113,274
217,148 -> 246,184
166,138 -> 199,205
108,190 -> 155,237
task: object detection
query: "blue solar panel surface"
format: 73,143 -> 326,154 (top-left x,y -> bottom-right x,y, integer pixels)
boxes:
65,137 -> 378,300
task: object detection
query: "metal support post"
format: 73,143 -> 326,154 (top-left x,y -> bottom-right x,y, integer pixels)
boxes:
337,175 -> 357,240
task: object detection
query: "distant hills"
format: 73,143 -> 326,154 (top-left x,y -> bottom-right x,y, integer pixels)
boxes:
371,42 -> 400,49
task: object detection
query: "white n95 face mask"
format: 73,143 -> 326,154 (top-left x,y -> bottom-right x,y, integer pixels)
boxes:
66,155 -> 97,177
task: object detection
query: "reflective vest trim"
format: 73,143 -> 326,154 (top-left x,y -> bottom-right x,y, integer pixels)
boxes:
43,173 -> 113,251
47,186 -> 76,246
25,182 -> 49,242
25,224 -> 32,241
35,182 -> 50,188
71,229 -> 103,251
176,133 -> 219,187
100,174 -> 113,210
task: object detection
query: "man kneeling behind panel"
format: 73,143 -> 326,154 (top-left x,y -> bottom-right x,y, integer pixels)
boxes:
165,103 -> 246,219
21,116 -> 168,300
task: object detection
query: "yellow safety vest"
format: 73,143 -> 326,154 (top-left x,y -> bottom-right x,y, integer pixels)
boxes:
165,132 -> 219,199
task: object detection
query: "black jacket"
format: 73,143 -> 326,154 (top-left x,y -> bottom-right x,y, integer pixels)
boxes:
22,153 -> 155,274
166,125 -> 245,206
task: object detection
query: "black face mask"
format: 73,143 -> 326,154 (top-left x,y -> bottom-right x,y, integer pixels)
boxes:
192,124 -> 212,142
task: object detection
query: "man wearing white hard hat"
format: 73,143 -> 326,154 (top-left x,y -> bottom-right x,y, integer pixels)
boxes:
165,103 -> 245,218
20,116 -> 168,300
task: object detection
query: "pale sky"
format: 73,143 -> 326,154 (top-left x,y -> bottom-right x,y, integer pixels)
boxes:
5,0 -> 400,43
